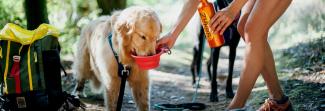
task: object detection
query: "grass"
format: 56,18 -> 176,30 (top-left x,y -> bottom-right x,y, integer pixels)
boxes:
248,79 -> 323,110
275,37 -> 325,70
248,36 -> 324,110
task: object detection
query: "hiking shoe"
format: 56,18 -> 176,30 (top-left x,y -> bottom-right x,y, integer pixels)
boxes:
258,98 -> 292,111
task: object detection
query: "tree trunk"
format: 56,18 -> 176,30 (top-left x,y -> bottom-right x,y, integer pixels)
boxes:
24,0 -> 49,30
96,0 -> 126,15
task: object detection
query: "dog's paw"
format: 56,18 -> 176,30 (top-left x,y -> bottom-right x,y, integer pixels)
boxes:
226,90 -> 234,98
210,94 -> 219,102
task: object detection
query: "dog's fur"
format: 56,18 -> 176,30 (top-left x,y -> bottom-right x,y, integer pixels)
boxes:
73,6 -> 162,111
190,0 -> 241,102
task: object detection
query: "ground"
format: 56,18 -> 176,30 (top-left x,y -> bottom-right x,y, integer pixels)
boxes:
61,39 -> 325,111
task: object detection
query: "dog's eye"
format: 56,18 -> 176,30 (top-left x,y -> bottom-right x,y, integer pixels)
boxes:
141,36 -> 146,40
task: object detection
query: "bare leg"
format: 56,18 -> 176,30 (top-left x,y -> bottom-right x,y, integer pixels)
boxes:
261,40 -> 284,100
228,0 -> 292,109
237,0 -> 286,101
237,0 -> 256,39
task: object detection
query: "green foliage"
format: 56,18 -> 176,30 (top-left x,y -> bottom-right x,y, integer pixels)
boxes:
277,37 -> 325,69
0,0 -> 25,28
249,80 -> 323,110
269,0 -> 325,49
47,0 -> 100,55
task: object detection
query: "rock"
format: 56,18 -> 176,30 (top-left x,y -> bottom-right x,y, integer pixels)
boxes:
313,66 -> 323,72
128,100 -> 135,104
153,86 -> 159,89
293,82 -> 301,87
321,87 -> 325,92
179,96 -> 185,100
302,69 -> 310,74
294,68 -> 302,72
170,96 -> 178,100
157,91 -> 166,96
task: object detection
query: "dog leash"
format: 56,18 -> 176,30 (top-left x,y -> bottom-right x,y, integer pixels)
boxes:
153,46 -> 206,111
108,33 -> 131,111
153,36 -> 206,111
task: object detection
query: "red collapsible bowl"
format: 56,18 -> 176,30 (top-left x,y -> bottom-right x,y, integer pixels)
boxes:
131,48 -> 168,70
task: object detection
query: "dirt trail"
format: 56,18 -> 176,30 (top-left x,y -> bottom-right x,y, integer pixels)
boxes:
62,41 -> 325,111
62,43 -> 246,111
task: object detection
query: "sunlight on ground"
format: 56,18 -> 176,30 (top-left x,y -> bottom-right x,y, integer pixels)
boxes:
150,70 -> 212,93
252,86 -> 267,92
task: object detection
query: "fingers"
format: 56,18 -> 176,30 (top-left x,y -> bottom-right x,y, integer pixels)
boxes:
209,10 -> 235,35
209,12 -> 222,29
156,35 -> 174,49
220,20 -> 232,34
156,38 -> 166,48
214,16 -> 228,34
215,16 -> 233,34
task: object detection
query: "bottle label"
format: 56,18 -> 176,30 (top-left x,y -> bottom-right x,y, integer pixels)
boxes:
199,11 -> 214,40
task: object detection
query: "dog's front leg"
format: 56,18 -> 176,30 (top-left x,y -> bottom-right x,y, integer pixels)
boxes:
128,74 -> 149,111
105,77 -> 121,111
226,45 -> 237,98
210,48 -> 221,102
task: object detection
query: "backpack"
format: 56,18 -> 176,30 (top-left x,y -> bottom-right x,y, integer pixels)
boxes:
0,23 -> 83,111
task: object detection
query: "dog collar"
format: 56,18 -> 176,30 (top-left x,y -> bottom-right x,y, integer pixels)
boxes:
108,33 -> 118,57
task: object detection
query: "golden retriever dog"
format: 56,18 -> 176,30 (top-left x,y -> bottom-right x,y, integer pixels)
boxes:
73,6 -> 162,111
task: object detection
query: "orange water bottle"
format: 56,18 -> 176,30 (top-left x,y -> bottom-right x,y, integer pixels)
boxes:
198,0 -> 224,48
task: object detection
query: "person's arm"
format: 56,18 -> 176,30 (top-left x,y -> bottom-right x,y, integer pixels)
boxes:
227,0 -> 248,17
169,0 -> 200,40
209,0 -> 248,34
157,0 -> 199,49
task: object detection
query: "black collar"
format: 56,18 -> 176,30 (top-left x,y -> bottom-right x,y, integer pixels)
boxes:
107,33 -> 130,78
108,33 -> 119,60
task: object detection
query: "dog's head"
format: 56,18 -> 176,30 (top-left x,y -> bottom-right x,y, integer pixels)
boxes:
112,6 -> 162,64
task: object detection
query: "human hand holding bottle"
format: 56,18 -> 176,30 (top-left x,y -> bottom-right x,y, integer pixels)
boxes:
209,7 -> 238,35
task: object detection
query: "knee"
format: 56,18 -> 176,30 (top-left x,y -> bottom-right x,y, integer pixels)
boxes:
243,22 -> 268,44
236,21 -> 245,37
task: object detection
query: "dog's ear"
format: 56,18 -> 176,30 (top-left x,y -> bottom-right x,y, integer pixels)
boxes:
114,10 -> 135,37
115,19 -> 135,37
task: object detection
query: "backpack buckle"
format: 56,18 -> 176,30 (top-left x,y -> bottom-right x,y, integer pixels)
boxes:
16,96 -> 26,108
13,55 -> 20,62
